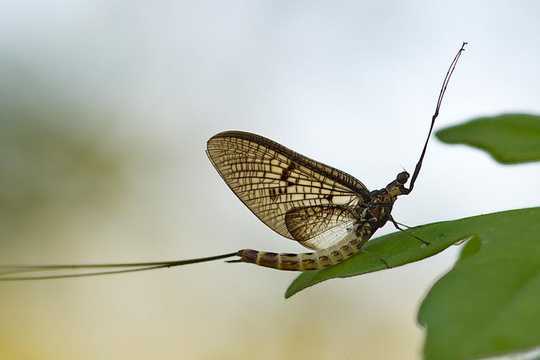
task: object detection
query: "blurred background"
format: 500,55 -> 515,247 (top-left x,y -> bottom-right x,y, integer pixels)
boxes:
0,1 -> 539,359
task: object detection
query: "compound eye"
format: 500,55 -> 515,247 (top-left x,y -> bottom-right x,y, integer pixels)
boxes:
397,171 -> 409,184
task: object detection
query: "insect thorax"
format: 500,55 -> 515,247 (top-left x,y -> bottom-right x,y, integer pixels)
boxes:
361,196 -> 394,230
364,185 -> 403,230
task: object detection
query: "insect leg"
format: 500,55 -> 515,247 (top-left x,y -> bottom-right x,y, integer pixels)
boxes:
389,216 -> 430,246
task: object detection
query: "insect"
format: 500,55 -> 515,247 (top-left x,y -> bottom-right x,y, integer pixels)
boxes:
0,43 -> 466,280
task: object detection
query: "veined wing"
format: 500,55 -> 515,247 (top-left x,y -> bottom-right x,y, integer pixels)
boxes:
206,131 -> 370,247
284,205 -> 358,249
302,218 -> 357,250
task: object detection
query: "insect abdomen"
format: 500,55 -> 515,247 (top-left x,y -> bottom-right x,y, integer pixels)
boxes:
238,236 -> 365,271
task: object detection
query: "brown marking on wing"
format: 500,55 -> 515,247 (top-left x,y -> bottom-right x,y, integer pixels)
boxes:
206,131 -> 369,247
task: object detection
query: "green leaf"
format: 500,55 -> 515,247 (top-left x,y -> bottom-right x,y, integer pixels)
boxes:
288,208 -> 540,356
436,113 -> 540,164
418,207 -> 540,360
286,218 -> 475,299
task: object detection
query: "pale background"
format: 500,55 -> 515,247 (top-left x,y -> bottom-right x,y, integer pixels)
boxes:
0,1 -> 539,359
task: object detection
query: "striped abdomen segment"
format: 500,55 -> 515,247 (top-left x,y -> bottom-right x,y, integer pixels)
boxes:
237,227 -> 372,271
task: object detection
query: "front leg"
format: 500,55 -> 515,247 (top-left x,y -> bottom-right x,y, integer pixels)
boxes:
389,216 -> 430,246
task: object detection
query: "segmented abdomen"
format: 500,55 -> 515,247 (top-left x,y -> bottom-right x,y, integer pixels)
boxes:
238,223 -> 373,271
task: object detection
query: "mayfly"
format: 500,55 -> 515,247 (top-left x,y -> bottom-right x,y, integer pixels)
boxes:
0,43 -> 467,280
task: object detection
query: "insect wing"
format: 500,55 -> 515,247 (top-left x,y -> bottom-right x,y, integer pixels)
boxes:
302,218 -> 357,250
284,205 -> 356,248
207,131 -> 369,246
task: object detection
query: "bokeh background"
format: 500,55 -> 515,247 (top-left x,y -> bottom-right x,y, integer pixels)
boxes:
1,1 -> 539,359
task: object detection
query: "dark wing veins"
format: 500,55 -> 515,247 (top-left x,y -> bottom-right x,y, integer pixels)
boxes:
207,131 -> 370,247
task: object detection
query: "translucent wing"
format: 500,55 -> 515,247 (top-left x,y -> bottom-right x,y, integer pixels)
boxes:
303,218 -> 357,250
206,131 -> 370,248
284,205 -> 357,249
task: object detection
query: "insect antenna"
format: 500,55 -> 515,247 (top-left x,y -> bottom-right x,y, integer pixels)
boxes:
407,42 -> 467,193
0,251 -> 239,281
